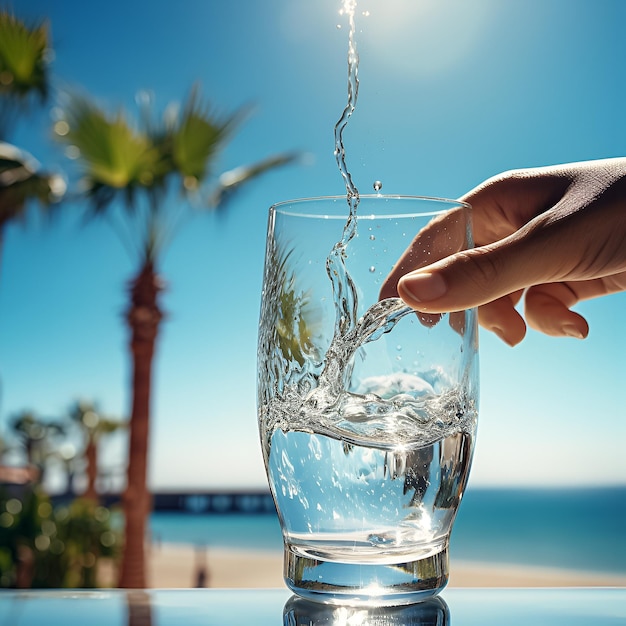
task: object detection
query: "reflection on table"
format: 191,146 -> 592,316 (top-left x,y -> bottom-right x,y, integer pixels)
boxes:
283,594 -> 449,625
0,587 -> 624,625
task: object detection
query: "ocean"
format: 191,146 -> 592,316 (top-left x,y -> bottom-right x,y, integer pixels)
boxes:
149,486 -> 626,576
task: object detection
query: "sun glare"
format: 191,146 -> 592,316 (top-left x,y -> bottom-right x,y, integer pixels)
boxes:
355,0 -> 497,77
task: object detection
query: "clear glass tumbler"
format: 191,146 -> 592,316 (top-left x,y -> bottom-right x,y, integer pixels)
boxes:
257,195 -> 478,605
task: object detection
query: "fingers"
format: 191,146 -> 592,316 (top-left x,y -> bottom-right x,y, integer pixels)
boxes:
394,240 -> 529,344
396,238 -> 535,314
524,283 -> 589,338
477,290 -> 527,346
394,236 -> 587,346
395,199 -> 616,318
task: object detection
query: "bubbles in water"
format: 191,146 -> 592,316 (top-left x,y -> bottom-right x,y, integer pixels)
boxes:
369,234 -> 375,240
373,180 -> 383,192
369,266 -> 376,273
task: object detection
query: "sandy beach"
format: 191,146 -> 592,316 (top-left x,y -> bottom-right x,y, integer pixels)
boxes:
143,543 -> 626,589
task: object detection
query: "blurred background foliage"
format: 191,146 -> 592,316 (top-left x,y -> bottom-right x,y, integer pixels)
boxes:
0,4 -> 297,588
1,402 -> 124,588
0,488 -> 120,588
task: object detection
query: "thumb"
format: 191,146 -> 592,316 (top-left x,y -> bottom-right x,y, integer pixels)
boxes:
397,237 -> 536,313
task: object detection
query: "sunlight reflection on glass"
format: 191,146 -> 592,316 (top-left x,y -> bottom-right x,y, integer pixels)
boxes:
283,593 -> 450,625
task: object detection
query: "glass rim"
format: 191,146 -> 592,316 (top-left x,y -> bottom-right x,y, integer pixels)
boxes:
270,194 -> 471,219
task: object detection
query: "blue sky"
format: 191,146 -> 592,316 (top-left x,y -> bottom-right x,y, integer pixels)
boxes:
2,0 -> 625,490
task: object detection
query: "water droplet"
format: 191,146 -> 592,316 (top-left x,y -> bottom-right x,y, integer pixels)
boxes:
369,234 -> 375,240
336,23 -> 342,29
369,266 -> 376,273
373,180 -> 383,192
362,10 -> 371,17
396,345 -> 402,351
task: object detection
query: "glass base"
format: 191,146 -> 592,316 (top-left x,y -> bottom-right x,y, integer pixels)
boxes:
283,543 -> 449,606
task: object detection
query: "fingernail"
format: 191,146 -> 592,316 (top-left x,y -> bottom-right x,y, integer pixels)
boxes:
491,326 -> 516,347
400,272 -> 447,303
562,324 -> 585,339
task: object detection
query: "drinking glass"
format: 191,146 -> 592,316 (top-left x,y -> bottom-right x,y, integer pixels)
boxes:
257,196 -> 478,605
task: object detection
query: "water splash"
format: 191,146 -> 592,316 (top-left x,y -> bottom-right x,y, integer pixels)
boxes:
259,2 -> 479,475
260,1 -> 476,454
326,0 -> 361,349
320,2 -> 413,416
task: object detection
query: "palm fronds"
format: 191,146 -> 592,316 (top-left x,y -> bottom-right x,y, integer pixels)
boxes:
0,141 -> 65,227
0,10 -> 51,139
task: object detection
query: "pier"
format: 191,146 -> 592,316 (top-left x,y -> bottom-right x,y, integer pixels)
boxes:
40,487 -> 277,514
91,489 -> 277,514
151,490 -> 276,514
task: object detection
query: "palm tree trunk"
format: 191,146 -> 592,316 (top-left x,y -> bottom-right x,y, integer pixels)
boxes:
118,261 -> 164,589
83,439 -> 98,502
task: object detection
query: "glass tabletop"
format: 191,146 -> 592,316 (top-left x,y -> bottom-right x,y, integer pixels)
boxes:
0,587 -> 624,625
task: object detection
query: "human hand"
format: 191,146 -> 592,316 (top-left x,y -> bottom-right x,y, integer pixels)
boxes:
382,158 -> 626,345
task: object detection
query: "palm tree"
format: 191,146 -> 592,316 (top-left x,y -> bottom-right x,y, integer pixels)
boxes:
9,410 -> 65,484
66,400 -> 126,502
56,87 -> 298,588
0,11 -> 65,279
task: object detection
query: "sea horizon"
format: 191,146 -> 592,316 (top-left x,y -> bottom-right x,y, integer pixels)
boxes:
149,484 -> 626,577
